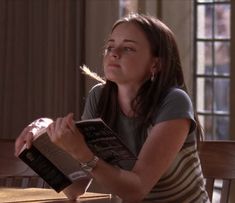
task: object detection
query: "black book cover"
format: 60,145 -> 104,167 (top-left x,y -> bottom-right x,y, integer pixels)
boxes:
75,119 -> 137,167
19,146 -> 72,192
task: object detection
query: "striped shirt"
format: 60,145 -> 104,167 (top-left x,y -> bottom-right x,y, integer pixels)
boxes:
82,84 -> 209,202
144,143 -> 209,202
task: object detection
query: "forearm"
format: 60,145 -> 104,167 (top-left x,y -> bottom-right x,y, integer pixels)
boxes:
64,137 -> 146,201
90,159 -> 145,202
47,115 -> 148,202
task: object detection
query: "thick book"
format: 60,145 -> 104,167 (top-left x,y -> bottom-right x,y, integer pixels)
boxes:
18,118 -> 137,192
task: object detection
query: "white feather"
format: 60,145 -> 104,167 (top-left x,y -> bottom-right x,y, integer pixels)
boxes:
79,65 -> 105,84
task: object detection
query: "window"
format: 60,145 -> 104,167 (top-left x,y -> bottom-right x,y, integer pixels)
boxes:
194,0 -> 231,140
119,0 -> 138,17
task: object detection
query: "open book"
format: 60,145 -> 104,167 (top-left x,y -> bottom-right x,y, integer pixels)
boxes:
18,118 -> 137,192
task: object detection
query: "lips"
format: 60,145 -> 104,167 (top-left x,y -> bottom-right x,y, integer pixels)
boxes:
107,63 -> 121,68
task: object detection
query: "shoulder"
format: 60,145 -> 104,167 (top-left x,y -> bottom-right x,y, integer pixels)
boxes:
87,83 -> 105,102
89,83 -> 105,95
164,88 -> 193,109
154,87 -> 195,126
81,83 -> 105,120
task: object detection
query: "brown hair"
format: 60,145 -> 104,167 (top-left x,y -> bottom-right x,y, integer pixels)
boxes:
96,13 -> 202,151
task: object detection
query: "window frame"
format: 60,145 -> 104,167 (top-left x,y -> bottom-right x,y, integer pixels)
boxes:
193,0 -> 232,140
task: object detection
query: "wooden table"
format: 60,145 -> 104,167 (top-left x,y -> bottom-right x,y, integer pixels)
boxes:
0,187 -> 122,203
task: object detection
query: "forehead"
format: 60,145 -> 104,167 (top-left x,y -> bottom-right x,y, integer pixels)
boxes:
109,22 -> 148,43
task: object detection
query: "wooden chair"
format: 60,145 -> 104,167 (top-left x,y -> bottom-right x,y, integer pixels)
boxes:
199,141 -> 235,203
0,139 -> 48,188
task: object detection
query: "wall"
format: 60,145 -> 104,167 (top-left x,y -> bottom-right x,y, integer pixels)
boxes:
0,0 -> 85,139
161,0 -> 194,95
84,0 -> 119,94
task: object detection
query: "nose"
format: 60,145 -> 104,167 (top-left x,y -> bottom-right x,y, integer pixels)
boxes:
109,47 -> 120,59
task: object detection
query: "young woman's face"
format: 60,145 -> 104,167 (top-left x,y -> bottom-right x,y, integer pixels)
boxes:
103,22 -> 156,87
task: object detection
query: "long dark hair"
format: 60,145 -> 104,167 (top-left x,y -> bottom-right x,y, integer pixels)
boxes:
97,13 -> 202,150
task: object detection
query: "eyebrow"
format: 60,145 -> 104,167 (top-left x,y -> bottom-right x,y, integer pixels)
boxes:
107,39 -> 138,44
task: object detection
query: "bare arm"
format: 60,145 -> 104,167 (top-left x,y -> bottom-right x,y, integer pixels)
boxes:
48,113 -> 190,202
89,119 -> 190,202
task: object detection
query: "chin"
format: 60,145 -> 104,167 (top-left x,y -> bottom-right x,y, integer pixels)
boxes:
105,74 -> 117,82
106,78 -> 118,84
105,72 -> 125,84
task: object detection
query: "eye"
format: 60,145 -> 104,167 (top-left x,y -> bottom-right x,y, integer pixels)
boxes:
104,46 -> 114,54
123,47 -> 135,52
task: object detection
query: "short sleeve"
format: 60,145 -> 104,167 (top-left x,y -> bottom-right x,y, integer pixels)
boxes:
153,88 -> 196,133
81,83 -> 104,120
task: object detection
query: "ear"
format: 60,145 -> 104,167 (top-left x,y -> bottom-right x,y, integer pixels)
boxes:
150,57 -> 160,75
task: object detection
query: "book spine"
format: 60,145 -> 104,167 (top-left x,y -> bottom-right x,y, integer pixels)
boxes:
19,145 -> 72,192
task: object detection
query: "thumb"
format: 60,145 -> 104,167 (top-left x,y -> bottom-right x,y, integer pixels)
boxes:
66,112 -> 74,123
66,113 -> 77,133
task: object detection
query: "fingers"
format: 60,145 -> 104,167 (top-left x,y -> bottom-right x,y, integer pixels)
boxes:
46,122 -> 54,139
47,114 -> 72,142
54,117 -> 63,133
15,126 -> 34,156
25,130 -> 34,149
15,114 -> 75,157
66,113 -> 74,126
66,113 -> 78,134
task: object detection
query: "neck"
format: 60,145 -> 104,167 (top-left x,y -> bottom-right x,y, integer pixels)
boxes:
117,84 -> 139,117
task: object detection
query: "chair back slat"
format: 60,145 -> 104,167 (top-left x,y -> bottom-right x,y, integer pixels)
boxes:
199,141 -> 235,203
220,180 -> 231,203
205,178 -> 214,200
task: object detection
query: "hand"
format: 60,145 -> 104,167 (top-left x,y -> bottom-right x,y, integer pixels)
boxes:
15,125 -> 35,156
15,118 -> 53,156
63,177 -> 92,200
47,113 -> 94,162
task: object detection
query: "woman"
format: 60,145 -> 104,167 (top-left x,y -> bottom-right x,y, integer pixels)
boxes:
15,13 -> 209,202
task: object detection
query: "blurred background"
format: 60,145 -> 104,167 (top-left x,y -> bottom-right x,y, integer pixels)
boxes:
0,0 -> 234,142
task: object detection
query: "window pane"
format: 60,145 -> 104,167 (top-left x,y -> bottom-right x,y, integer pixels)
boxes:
199,115 -> 213,140
214,4 -> 231,38
197,78 -> 213,112
119,0 -> 138,16
197,42 -> 213,74
197,5 -> 213,38
214,42 -> 230,75
197,0 -> 213,2
214,78 -> 230,113
214,116 -> 229,139
195,0 -> 231,141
